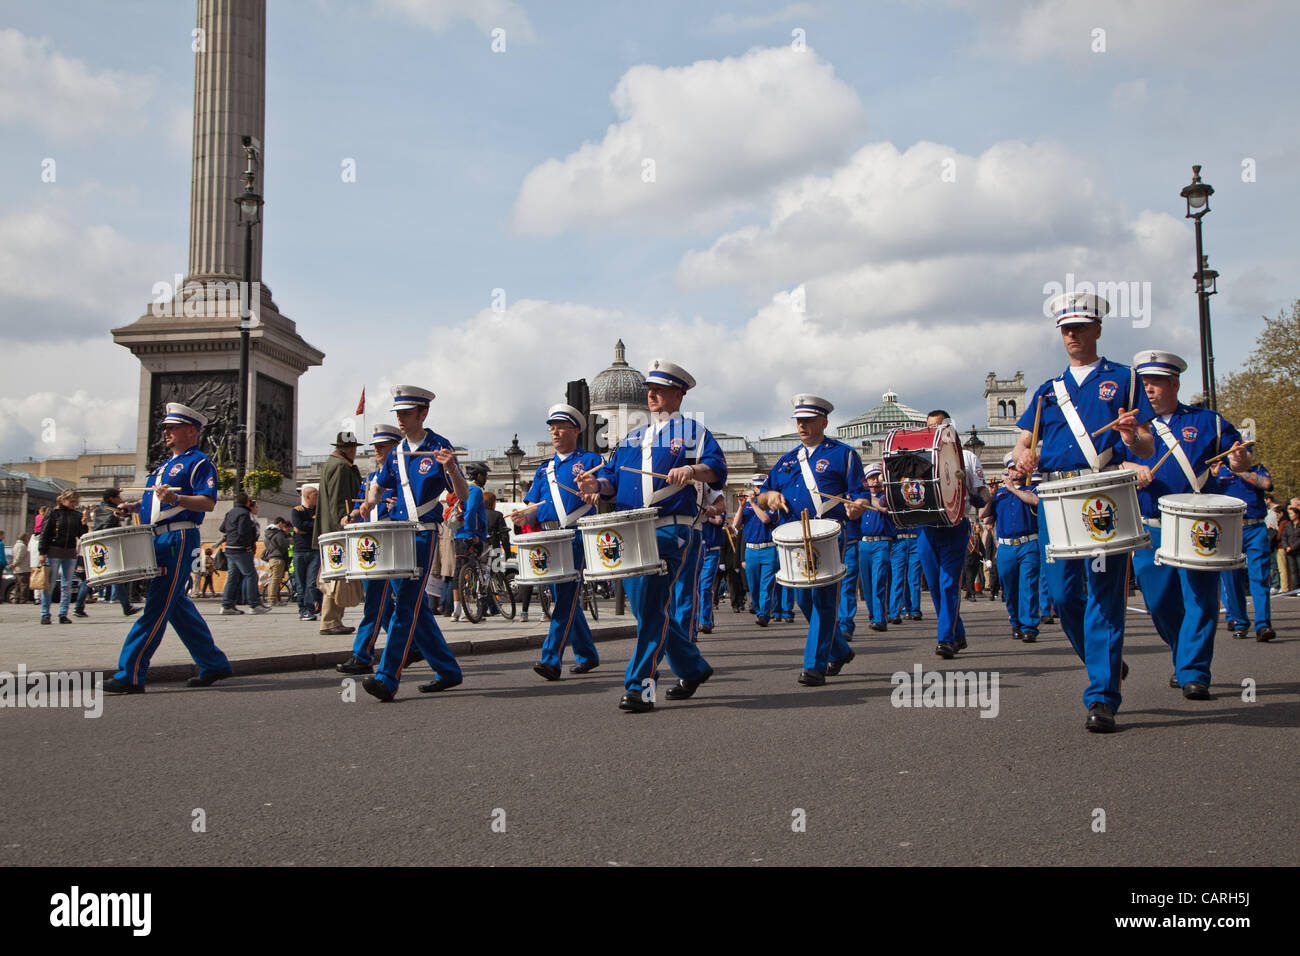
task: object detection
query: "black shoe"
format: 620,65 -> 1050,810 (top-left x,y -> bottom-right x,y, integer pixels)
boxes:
123,605 -> 140,617
1256,627 -> 1276,642
666,666 -> 714,700
1041,616 -> 1055,625
336,656 -> 373,675
362,675 -> 395,702
40,616 -> 51,625
186,669 -> 233,688
869,622 -> 887,632
1085,702 -> 1116,733
419,676 -> 463,693
1012,629 -> 1022,640
756,616 -> 770,627
956,636 -> 967,651
73,608 -> 88,618
825,649 -> 855,677
910,613 -> 923,621
533,663 -> 562,682
1182,681 -> 1211,700
1169,672 -> 1179,689
1021,631 -> 1038,643
570,661 -> 600,674
699,624 -> 713,634
1231,628 -> 1248,640
102,677 -> 145,695
797,670 -> 826,687
618,692 -> 654,713
1121,660 -> 1129,681
59,615 -> 71,624
935,642 -> 956,659
888,616 -> 903,625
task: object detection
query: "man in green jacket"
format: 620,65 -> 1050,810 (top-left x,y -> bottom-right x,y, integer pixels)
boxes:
314,431 -> 363,635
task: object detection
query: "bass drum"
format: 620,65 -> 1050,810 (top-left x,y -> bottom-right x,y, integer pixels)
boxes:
882,424 -> 967,527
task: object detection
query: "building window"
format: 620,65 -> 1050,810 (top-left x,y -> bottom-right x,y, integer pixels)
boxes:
998,400 -> 1006,417
1008,400 -> 1016,417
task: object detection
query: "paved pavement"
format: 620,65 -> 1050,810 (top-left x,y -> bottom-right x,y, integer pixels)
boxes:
1,587 -> 1295,866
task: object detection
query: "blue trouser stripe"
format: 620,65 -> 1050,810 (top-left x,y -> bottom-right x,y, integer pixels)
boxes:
351,578 -> 396,664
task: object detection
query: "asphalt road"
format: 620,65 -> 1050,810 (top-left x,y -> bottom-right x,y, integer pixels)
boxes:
2,595 -> 1296,866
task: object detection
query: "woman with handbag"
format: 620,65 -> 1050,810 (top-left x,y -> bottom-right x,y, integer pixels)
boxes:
37,489 -> 88,624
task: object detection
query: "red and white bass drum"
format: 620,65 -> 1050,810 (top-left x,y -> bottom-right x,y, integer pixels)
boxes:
881,424 -> 967,528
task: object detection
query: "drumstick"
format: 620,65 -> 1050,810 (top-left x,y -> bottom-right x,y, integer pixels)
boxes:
1030,394 -> 1044,450
1149,444 -> 1178,475
801,509 -> 814,574
118,486 -> 169,494
620,466 -> 675,480
1203,440 -> 1256,466
1090,413 -> 1130,438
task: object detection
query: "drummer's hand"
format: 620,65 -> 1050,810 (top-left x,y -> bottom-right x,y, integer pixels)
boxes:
844,499 -> 868,520
157,485 -> 179,505
1114,407 -> 1139,444
1131,465 -> 1153,489
433,448 -> 457,468
577,473 -> 600,495
1226,442 -> 1249,471
666,465 -> 695,486
767,492 -> 789,515
581,493 -> 602,506
358,501 -> 372,520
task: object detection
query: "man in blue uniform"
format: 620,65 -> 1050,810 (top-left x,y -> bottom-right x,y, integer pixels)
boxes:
336,423 -> 403,675
858,463 -> 897,632
577,360 -> 727,712
510,403 -> 604,679
694,486 -> 726,635
356,384 -> 470,701
1013,292 -> 1156,733
838,483 -> 864,639
1116,350 -> 1253,698
753,394 -> 868,686
982,452 -> 1041,642
452,461 -> 489,621
733,475 -> 778,625
103,403 -> 233,693
889,526 -> 921,623
1215,454 -> 1276,642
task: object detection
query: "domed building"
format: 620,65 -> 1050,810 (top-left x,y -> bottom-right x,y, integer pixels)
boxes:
835,389 -> 928,460
589,340 -> 650,451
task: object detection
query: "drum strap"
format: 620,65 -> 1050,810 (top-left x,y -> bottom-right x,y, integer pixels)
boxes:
147,458 -> 184,526
797,446 -> 835,517
396,432 -> 442,522
366,475 -> 380,524
1052,378 -> 1112,472
547,458 -> 592,528
642,419 -> 699,506
1153,419 -> 1207,491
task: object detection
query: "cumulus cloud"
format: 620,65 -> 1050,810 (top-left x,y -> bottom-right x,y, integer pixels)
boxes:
0,28 -> 155,140
373,0 -> 535,41
511,46 -> 867,236
0,391 -> 136,464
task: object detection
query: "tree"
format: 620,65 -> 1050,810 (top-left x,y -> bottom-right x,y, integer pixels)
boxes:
1217,299 -> 1300,499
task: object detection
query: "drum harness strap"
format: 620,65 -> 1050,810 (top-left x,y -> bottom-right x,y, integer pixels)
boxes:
396,431 -> 444,529
1151,416 -> 1217,492
547,455 -> 592,529
642,418 -> 700,510
797,445 -> 837,518
147,454 -> 193,526
1052,378 -> 1112,473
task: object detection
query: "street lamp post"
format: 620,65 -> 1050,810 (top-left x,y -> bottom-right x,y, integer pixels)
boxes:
1180,165 -> 1217,410
505,434 -> 525,502
233,135 -> 263,492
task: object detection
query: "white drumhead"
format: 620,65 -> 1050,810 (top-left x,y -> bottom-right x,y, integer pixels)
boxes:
772,518 -> 841,544
1037,469 -> 1137,497
1157,493 -> 1246,517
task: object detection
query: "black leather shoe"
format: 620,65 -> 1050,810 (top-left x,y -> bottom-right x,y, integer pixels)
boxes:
1182,681 -> 1211,700
797,670 -> 826,687
123,606 -> 140,617
956,636 -> 967,651
1231,628 -> 1248,639
869,622 -> 887,632
362,676 -> 395,701
570,661 -> 599,674
1121,660 -> 1129,681
618,692 -> 654,712
102,677 -> 144,695
888,616 -> 903,625
1169,672 -> 1179,688
40,616 -> 51,625
1085,702 -> 1116,733
666,666 -> 713,700
418,676 -> 463,693
186,669 -> 232,688
1021,631 -> 1038,643
1041,616 -> 1055,625
336,656 -> 373,675
1256,627 -> 1276,642
910,613 -> 923,621
935,642 -> 956,659
1012,629 -> 1023,640
699,624 -> 713,634
825,649 -> 855,677
756,616 -> 770,627
533,663 -> 562,681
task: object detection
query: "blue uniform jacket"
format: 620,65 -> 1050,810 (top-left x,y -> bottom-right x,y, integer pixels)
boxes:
142,445 -> 218,527
596,414 -> 727,517
991,483 -> 1038,537
760,438 -> 867,528
1113,404 -> 1243,518
373,428 -> 455,523
858,492 -> 898,538
740,501 -> 775,544
457,484 -> 487,541
524,448 -> 605,525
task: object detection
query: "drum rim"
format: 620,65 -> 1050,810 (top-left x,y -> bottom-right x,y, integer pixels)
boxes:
771,519 -> 842,543
81,525 -> 155,541
1157,493 -> 1246,514
510,529 -> 576,542
576,506 -> 660,526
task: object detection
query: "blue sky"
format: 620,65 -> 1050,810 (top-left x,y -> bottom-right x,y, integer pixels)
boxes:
2,0 -> 1297,462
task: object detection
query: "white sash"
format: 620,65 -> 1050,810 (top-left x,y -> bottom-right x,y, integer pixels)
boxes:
1152,419 -> 1205,491
148,459 -> 183,525
1052,378 -> 1112,472
797,445 -> 835,517
547,457 -> 592,528
366,475 -> 380,524
396,432 -> 441,522
641,419 -> 698,507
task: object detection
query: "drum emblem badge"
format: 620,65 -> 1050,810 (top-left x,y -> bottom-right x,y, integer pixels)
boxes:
1191,519 -> 1220,556
597,530 -> 624,568
88,543 -> 108,575
793,547 -> 820,580
815,459 -> 828,473
326,541 -> 345,571
1082,496 -> 1118,541
357,536 -> 378,571
1098,381 -> 1119,401
901,478 -> 926,507
1182,426 -> 1198,442
529,546 -> 550,575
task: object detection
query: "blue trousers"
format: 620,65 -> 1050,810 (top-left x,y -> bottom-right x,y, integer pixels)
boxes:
351,578 -> 397,664
795,530 -> 852,672
745,545 -> 777,618
888,535 -> 918,616
222,549 -> 263,609
295,549 -> 320,616
858,538 -> 892,623
373,530 -> 463,694
1037,535 -> 1055,617
918,520 -> 969,645
1220,523 -> 1272,632
1132,528 -> 1218,685
777,583 -> 795,618
838,536 -> 861,634
997,540 -> 1040,636
541,537 -> 598,669
1039,506 -> 1127,712
115,527 -> 230,687
696,546 -> 720,631
40,557 -> 78,619
623,524 -> 711,693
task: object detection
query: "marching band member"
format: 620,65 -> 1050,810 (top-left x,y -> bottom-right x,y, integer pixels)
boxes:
103,403 -> 233,694
1012,292 -> 1155,733
694,485 -> 726,635
1117,350 -> 1252,697
753,395 -> 868,686
336,423 -> 403,675
510,404 -> 604,680
888,523 -> 921,623
981,452 -> 1041,642
838,482 -> 864,640
732,475 -> 778,625
576,360 -> 727,713
1214,451 -> 1276,643
354,385 -> 469,701
858,463 -> 897,632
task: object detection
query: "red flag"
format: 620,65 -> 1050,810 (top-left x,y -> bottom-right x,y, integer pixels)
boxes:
355,387 -> 365,416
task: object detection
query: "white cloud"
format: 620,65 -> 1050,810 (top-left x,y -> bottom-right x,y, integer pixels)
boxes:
0,28 -> 155,140
706,3 -> 820,34
511,46 -> 867,236
0,389 -> 136,464
373,0 -> 535,41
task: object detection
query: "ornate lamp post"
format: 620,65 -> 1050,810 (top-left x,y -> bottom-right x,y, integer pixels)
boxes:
505,434 -> 525,502
233,135 -> 263,491
1180,165 -> 1217,410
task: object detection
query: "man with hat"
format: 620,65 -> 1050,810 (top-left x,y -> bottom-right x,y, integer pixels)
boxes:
732,474 -> 778,624
1012,292 -> 1156,732
981,452 -> 1041,642
315,429 -> 364,635
103,403 -> 233,693
1116,350 -> 1254,697
355,385 -> 469,701
337,424 -> 404,675
858,463 -> 897,632
510,403 -> 604,680
1212,444 -> 1276,644
576,359 -> 727,712
753,394 -> 869,685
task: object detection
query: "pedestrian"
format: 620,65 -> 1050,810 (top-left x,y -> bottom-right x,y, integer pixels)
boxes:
200,546 -> 216,596
452,462 -> 489,621
11,532 -> 31,604
314,431 -> 363,636
91,487 -> 141,616
1281,505 -> 1300,595
1275,506 -> 1291,593
34,506 -> 49,536
219,491 -> 269,615
982,452 -> 1041,642
263,517 -> 291,604
37,488 -> 89,624
292,484 -> 320,621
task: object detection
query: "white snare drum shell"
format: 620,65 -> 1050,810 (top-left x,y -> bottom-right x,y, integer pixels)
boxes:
771,518 -> 846,588
80,526 -> 161,586
1037,470 -> 1149,561
511,529 -> 580,584
576,507 -> 665,580
1154,493 -> 1246,571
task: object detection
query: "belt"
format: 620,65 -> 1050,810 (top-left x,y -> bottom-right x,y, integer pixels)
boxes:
860,535 -> 891,542
1243,518 -> 1264,527
746,542 -> 775,550
896,533 -> 917,539
997,534 -> 1038,546
1042,466 -> 1117,480
540,521 -> 561,530
418,522 -> 440,532
152,521 -> 198,535
1142,517 -> 1161,528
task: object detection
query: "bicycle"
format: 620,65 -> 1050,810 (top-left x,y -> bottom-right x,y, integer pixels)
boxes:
458,545 -> 516,623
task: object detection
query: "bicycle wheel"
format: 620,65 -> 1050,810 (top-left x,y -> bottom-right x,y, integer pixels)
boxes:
584,582 -> 599,621
458,563 -> 484,623
539,587 -> 553,620
491,572 -> 516,621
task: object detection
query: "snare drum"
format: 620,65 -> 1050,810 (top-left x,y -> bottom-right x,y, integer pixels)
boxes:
343,520 -> 422,580
79,525 -> 161,587
882,424 -> 967,527
772,518 -> 846,588
1154,493 -> 1246,571
319,531 -> 349,582
511,528 -> 580,585
576,507 -> 664,580
1037,470 -> 1148,562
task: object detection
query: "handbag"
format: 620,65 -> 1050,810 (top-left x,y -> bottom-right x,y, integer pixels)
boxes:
332,577 -> 363,608
29,564 -> 48,591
